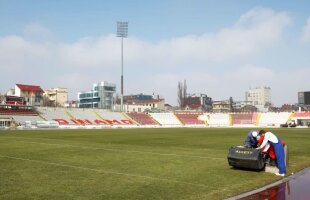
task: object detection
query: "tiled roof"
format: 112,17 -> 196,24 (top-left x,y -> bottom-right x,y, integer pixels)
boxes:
16,84 -> 44,92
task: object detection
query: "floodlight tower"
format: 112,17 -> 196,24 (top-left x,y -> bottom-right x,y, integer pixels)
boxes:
116,21 -> 128,112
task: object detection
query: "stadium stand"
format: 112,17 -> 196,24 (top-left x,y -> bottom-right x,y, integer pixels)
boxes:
257,112 -> 291,127
174,112 -> 205,126
0,106 -> 41,126
291,112 -> 310,127
126,112 -> 158,125
37,107 -> 135,127
66,109 -> 99,121
293,112 -> 310,118
36,107 -> 75,125
149,113 -> 182,126
206,113 -> 230,127
0,108 -> 37,115
65,109 -> 110,126
2,106 -> 310,129
10,115 -> 43,126
231,112 -> 257,127
95,110 -> 136,126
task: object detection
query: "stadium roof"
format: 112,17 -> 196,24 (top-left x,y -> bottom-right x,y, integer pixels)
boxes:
16,84 -> 44,92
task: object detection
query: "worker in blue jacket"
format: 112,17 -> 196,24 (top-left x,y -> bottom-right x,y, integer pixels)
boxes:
244,130 -> 259,148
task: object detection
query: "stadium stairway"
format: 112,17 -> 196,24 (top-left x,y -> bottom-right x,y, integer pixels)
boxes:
287,112 -> 295,123
65,110 -> 79,124
147,113 -> 160,125
38,114 -> 47,121
255,112 -> 261,126
122,113 -> 140,126
94,111 -> 104,120
174,114 -> 185,126
229,114 -> 233,126
92,111 -> 112,127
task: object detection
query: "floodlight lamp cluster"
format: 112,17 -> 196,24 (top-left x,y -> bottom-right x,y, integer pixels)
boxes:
116,21 -> 128,38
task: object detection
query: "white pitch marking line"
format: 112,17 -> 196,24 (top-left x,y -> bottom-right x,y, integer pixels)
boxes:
0,155 -> 212,189
0,137 -> 225,160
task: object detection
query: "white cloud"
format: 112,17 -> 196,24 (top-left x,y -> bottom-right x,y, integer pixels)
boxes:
0,7 -> 298,105
0,36 -> 53,71
0,7 -> 291,70
57,35 -> 120,68
301,17 -> 310,43
23,23 -> 53,42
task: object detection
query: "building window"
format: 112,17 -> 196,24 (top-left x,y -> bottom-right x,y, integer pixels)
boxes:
35,97 -> 41,103
104,86 -> 115,91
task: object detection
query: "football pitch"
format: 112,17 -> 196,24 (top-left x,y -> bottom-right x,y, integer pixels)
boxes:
0,128 -> 309,200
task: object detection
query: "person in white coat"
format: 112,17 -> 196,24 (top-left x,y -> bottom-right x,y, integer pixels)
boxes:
257,130 -> 286,176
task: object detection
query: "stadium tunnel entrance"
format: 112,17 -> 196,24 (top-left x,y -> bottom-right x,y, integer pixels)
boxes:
0,118 -> 12,128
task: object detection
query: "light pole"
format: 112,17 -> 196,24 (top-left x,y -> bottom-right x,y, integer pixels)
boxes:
116,21 -> 128,112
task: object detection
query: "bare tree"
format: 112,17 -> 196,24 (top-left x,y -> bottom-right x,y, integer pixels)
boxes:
177,81 -> 183,108
183,79 -> 187,106
0,93 -> 4,104
177,80 -> 187,109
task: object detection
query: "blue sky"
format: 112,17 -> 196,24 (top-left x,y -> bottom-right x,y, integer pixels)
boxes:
1,0 -> 310,106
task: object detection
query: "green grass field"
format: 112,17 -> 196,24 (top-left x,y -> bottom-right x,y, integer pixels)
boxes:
0,128 -> 309,200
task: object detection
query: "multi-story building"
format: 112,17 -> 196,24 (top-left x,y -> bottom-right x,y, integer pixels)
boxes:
233,101 -> 253,112
14,84 -> 44,106
298,91 -> 310,111
124,99 -> 165,112
116,93 -> 165,112
245,87 -> 271,106
124,94 -> 154,102
184,93 -> 212,111
212,100 -> 231,112
44,88 -> 68,107
78,81 -> 116,109
298,91 -> 310,105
